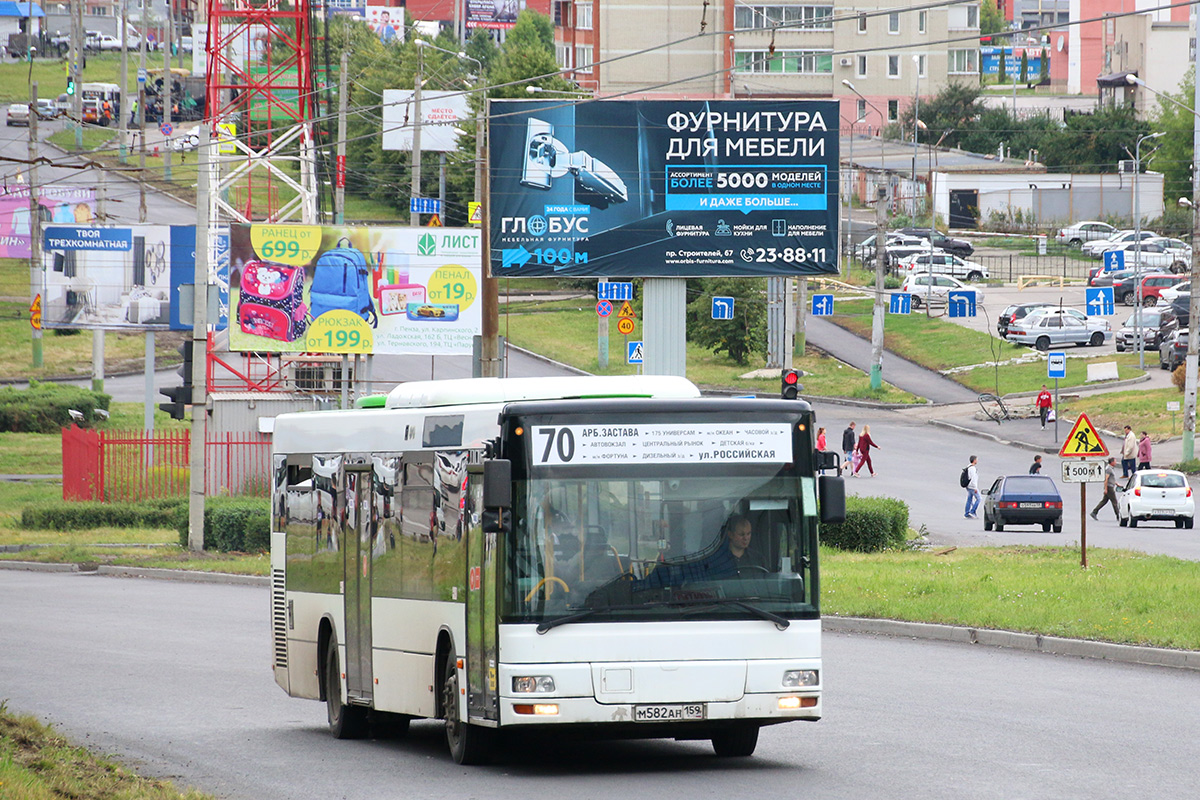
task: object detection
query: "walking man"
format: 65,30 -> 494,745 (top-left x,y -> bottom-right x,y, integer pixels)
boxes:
964,455 -> 980,519
1121,426 -> 1136,478
1029,455 -> 1042,474
841,421 -> 856,476
1090,457 -> 1121,521
1036,384 -> 1052,430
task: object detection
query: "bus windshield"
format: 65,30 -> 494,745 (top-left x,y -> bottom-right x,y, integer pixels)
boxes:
503,469 -> 817,625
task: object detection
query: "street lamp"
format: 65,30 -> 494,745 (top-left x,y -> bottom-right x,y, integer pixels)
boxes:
841,111 -> 866,263
912,55 -> 921,182
1133,131 -> 1165,369
843,79 -> 888,390
526,85 -> 594,96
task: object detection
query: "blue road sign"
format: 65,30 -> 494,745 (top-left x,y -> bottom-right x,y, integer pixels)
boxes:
159,122 -> 173,137
811,294 -> 834,316
598,281 -> 634,301
948,290 -> 976,318
889,293 -> 912,315
409,197 -> 442,215
1103,249 -> 1125,271
596,300 -> 612,317
712,296 -> 735,320
1085,287 -> 1115,316
1048,351 -> 1067,379
627,341 -> 644,364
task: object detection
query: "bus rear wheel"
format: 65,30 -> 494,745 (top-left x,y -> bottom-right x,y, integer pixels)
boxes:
711,723 -> 760,757
325,639 -> 367,740
442,661 -> 494,764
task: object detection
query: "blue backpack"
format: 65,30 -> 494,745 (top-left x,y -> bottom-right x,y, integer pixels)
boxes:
309,238 -> 377,326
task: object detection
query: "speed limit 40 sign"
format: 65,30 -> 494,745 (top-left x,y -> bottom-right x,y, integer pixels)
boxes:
1061,460 -> 1105,483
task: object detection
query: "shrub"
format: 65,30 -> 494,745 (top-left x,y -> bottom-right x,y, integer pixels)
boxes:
176,497 -> 271,552
21,498 -> 184,530
0,382 -> 111,433
821,495 -> 909,552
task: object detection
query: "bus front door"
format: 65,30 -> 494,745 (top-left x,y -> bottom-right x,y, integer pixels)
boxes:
465,471 -> 498,722
343,466 -> 373,705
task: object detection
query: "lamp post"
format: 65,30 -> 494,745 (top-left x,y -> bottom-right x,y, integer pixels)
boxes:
841,112 -> 865,263
844,80 -> 888,390
1133,131 -> 1165,369
911,55 -> 921,182
1129,73 -> 1200,458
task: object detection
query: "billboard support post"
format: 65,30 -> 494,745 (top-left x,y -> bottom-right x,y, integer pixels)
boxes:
189,125 -> 211,552
29,80 -> 42,369
643,278 -> 686,377
409,43 -> 423,228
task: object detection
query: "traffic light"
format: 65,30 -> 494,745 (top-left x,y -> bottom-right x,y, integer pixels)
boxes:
781,369 -> 802,400
66,75 -> 75,96
159,341 -> 194,420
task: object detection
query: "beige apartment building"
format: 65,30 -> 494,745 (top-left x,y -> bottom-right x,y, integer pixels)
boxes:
561,1 -> 980,129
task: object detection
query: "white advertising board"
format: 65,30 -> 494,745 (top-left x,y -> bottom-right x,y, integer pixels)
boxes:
381,90 -> 469,153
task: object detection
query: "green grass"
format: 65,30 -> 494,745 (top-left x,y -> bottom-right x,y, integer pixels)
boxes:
1063,387 -> 1189,441
822,544 -> 1200,650
955,356 -> 1143,395
0,705 -> 213,800
0,54 -> 142,105
500,304 -> 921,403
47,125 -> 115,152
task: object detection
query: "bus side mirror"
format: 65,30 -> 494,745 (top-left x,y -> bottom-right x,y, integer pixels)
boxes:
816,450 -> 839,472
818,475 -> 846,524
483,459 -> 512,508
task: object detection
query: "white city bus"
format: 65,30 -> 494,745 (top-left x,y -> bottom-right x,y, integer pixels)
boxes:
270,375 -> 844,763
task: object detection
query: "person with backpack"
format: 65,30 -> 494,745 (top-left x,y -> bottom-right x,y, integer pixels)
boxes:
962,455 -> 980,519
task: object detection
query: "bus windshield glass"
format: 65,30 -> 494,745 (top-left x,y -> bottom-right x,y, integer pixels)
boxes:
503,468 -> 817,625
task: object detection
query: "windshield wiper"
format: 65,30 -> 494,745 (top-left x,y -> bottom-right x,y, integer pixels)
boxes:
535,597 -> 790,634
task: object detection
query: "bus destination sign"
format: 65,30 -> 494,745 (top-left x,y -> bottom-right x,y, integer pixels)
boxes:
531,423 -> 793,466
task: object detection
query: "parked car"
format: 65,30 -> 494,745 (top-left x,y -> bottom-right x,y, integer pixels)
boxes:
1097,241 -> 1184,273
34,98 -> 56,119
896,252 -> 989,281
1117,469 -> 1195,529
982,474 -> 1064,532
1005,307 -> 1111,350
1114,271 -> 1179,306
1082,229 -> 1158,258
1056,220 -> 1118,247
899,273 -> 985,309
895,227 -> 975,257
1158,281 -> 1190,305
1090,265 -> 1156,289
1115,307 -> 1178,352
1159,329 -> 1189,371
997,302 -> 1055,337
863,234 -> 939,269
1166,296 -> 1192,328
5,102 -> 29,126
1145,236 -> 1192,264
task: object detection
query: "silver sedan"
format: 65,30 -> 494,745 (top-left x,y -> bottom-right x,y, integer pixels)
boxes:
1005,308 -> 1112,350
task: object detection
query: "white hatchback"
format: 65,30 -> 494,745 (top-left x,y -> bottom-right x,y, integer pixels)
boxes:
1118,469 -> 1194,529
899,273 -> 984,309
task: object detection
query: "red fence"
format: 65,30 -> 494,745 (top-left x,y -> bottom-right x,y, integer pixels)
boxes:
62,427 -> 272,502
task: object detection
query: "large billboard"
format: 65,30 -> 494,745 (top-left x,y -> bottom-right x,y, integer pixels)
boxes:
228,224 -> 481,355
467,0 -> 524,29
1,186 -> 96,259
489,99 -> 839,278
382,90 -> 469,153
39,225 -> 198,331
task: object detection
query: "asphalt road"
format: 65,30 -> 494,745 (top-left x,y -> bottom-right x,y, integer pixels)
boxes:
2,570 -> 1197,800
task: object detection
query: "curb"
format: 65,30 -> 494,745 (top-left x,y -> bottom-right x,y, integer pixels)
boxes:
926,417 -> 1054,453
824,615 -> 1200,672
0,559 -> 268,587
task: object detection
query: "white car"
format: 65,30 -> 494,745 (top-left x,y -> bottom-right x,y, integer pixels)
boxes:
897,252 -> 989,282
1145,236 -> 1193,263
1118,469 -> 1194,528
1099,241 -> 1186,273
899,273 -> 985,309
1004,307 -> 1111,350
1158,281 -> 1190,305
5,102 -> 29,126
1082,230 -> 1158,258
1056,221 -> 1118,247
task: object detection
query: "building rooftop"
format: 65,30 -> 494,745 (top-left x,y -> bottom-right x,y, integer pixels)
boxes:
842,133 -> 1046,176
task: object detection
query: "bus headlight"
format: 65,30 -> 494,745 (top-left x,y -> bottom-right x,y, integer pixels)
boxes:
512,676 -> 556,693
782,669 -> 818,688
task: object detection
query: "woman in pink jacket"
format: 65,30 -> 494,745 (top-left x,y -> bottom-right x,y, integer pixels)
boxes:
1137,431 -> 1152,471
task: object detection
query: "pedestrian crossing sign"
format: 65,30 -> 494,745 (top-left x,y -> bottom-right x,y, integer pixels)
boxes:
1059,413 -> 1109,457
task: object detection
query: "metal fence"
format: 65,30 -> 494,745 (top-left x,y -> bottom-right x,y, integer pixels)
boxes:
61,426 -> 271,502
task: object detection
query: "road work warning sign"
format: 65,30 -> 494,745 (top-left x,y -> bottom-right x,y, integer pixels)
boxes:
1059,413 -> 1109,458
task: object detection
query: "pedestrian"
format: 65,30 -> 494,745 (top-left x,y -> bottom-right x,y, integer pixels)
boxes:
963,455 -> 980,518
816,427 -> 827,474
1029,454 -> 1042,474
853,424 -> 879,477
1121,426 -> 1137,477
129,97 -> 138,128
841,421 -> 856,476
1137,431 -> 1152,471
1036,384 -> 1052,429
1090,456 -> 1120,521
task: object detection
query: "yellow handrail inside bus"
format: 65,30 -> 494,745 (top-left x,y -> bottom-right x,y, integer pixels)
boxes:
525,576 -> 570,602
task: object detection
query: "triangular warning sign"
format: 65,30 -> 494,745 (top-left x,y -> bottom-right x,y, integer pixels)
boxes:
618,301 -> 635,318
468,201 -> 482,225
427,215 -> 442,227
1059,413 -> 1109,458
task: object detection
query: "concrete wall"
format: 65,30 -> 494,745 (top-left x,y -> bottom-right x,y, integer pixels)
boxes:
933,171 -> 1165,228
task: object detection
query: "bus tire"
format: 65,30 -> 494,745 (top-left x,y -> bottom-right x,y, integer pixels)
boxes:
712,723 -> 759,757
442,661 -> 493,764
324,639 -> 367,740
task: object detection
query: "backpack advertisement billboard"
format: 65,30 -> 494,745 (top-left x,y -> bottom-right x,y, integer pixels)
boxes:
489,99 -> 839,278
228,224 -> 481,355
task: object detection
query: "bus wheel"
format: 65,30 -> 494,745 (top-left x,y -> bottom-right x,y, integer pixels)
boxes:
711,723 -> 760,757
442,661 -> 493,764
324,639 -> 367,739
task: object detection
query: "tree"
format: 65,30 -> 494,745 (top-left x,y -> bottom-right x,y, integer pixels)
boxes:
1038,105 -> 1152,174
899,82 -> 987,148
1019,50 -> 1028,84
980,0 -> 1005,37
1149,67 -> 1195,204
685,278 -> 767,366
1039,48 -> 1049,83
998,48 -> 1007,84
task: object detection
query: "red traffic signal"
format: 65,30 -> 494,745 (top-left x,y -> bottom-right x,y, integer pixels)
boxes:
781,369 -> 802,399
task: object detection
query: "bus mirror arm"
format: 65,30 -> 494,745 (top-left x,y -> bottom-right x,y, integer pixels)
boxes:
483,459 -> 512,508
818,475 -> 846,525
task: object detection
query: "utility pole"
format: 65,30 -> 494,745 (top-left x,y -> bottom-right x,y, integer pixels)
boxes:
189,124 -> 211,551
29,80 -> 42,369
1184,38 -> 1200,461
335,51 -> 348,224
119,0 -> 128,162
480,106 -> 500,377
869,184 -> 887,390
409,41 -> 423,227
92,172 -> 106,392
138,0 -> 147,222
163,3 -> 173,183
71,0 -> 83,151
